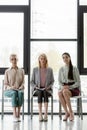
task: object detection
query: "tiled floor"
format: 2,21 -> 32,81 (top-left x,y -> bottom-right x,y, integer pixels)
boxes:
0,115 -> 86,130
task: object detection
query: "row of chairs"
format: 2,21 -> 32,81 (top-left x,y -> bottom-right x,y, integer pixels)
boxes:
1,80 -> 83,120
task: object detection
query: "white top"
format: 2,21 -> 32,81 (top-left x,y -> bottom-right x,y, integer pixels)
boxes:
58,65 -> 81,90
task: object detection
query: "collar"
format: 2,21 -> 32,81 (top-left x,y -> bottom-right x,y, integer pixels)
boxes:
10,66 -> 18,70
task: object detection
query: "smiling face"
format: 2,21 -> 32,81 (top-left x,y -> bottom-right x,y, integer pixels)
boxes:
62,54 -> 71,65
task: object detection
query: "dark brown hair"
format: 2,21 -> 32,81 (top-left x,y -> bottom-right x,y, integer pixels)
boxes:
62,52 -> 74,80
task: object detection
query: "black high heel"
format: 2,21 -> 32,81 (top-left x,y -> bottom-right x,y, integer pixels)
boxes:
69,112 -> 74,121
63,113 -> 70,121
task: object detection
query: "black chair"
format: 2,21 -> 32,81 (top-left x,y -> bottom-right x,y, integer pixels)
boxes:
31,90 -> 53,120
1,80 -> 24,120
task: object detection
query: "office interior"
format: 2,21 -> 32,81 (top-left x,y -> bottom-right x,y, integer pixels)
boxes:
0,0 -> 87,130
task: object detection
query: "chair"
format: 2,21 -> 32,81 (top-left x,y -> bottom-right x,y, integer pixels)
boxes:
1,80 -> 24,120
31,90 -> 53,120
59,92 -> 83,120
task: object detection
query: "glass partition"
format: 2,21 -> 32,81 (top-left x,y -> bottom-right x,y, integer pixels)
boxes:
0,13 -> 24,68
80,0 -> 87,5
0,0 -> 29,5
31,0 -> 77,39
84,13 -> 87,68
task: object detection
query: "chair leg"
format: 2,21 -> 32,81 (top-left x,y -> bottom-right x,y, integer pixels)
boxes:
51,96 -> 53,120
31,97 -> 33,119
59,102 -> 62,120
22,98 -> 24,120
1,97 -> 4,120
1,80 -> 4,120
80,98 -> 83,120
77,98 -> 83,120
77,99 -> 80,117
1,87 -> 4,120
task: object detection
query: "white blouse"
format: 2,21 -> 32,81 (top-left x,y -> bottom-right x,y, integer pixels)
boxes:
58,65 -> 81,90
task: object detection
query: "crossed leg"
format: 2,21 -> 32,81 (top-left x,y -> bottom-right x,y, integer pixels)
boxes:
58,89 -> 74,121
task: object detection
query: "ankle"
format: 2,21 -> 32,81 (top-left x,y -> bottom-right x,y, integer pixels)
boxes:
65,112 -> 69,115
70,111 -> 74,115
44,112 -> 47,116
39,114 -> 42,117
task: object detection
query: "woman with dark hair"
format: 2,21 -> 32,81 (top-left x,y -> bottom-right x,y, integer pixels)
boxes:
58,52 -> 81,121
31,53 -> 54,122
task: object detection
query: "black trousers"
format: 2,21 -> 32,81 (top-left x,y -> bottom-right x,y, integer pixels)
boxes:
36,90 -> 49,103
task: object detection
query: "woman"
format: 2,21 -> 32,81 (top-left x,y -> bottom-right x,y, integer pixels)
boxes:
58,52 -> 80,121
31,53 -> 54,121
4,54 -> 25,122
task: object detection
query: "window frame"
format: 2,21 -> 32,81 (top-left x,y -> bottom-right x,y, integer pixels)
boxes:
78,5 -> 87,74
0,5 -> 29,74
0,4 -> 30,115
0,0 -> 29,5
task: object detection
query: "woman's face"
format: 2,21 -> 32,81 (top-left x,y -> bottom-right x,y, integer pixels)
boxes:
10,55 -> 18,66
39,56 -> 47,67
62,54 -> 70,65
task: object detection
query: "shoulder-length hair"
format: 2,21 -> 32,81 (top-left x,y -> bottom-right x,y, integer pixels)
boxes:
38,53 -> 48,68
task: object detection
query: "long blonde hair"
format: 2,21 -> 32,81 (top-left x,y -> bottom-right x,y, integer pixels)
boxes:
38,53 -> 48,68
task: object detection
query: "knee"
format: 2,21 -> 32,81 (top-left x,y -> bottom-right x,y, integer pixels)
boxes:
58,91 -> 62,98
18,91 -> 23,96
62,89 -> 68,96
38,91 -> 42,97
12,91 -> 18,97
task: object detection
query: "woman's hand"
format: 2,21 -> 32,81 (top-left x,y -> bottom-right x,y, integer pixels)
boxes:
12,86 -> 17,89
45,86 -> 51,91
35,86 -> 38,90
62,85 -> 69,90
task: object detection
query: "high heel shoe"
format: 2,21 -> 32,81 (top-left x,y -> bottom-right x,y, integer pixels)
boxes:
63,113 -> 70,121
39,115 -> 43,122
43,115 -> 48,122
69,112 -> 74,121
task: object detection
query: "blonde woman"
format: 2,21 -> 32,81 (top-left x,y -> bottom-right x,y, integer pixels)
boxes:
4,54 -> 25,122
31,53 -> 54,121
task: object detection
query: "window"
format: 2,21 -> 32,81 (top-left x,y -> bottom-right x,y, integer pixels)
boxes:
80,0 -> 87,5
84,13 -> 87,68
0,13 -> 24,68
31,0 -> 77,39
0,0 -> 29,5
